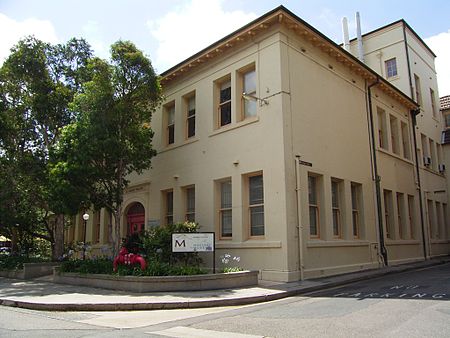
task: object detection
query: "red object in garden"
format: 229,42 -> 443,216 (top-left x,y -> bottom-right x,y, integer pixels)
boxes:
113,247 -> 147,272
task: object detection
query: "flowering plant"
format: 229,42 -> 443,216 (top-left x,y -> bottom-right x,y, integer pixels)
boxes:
220,253 -> 243,273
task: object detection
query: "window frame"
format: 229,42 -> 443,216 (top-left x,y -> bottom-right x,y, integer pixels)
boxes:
396,192 -> 405,239
164,102 -> 175,145
239,65 -> 257,120
407,195 -> 415,240
218,178 -> 232,239
308,174 -> 320,238
377,107 -> 388,150
385,58 -> 398,78
184,93 -> 196,139
384,190 -> 393,239
245,172 -> 264,238
184,186 -> 195,222
331,179 -> 342,238
216,75 -> 232,128
351,182 -> 362,239
163,189 -> 174,226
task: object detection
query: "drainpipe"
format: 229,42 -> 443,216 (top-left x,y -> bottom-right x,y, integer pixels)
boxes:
410,109 -> 428,260
295,155 -> 304,280
366,77 -> 388,266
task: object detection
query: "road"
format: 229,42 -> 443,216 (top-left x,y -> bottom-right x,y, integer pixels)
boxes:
0,262 -> 449,337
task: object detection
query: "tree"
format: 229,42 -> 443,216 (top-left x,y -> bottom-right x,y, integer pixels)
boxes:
0,36 -> 92,259
56,41 -> 161,255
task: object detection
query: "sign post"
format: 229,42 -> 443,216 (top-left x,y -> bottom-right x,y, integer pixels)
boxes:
172,232 -> 216,273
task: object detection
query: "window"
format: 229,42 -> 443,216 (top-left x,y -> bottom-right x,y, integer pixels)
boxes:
443,204 -> 448,239
242,68 -> 256,118
427,199 -> 436,238
390,115 -> 399,155
408,195 -> 415,239
414,74 -> 422,106
248,174 -> 264,237
164,190 -> 174,225
421,133 -> 429,165
430,89 -> 437,118
429,139 -> 436,170
401,121 -> 411,159
351,182 -> 362,238
78,214 -> 86,242
436,202 -> 442,240
331,180 -> 342,238
217,77 -> 231,127
385,58 -> 398,78
165,103 -> 175,145
396,193 -> 405,239
93,210 -> 101,244
185,186 -> 195,222
219,179 -> 232,238
185,94 -> 196,138
377,107 -> 388,149
308,175 -> 320,238
384,190 -> 393,239
445,114 -> 450,128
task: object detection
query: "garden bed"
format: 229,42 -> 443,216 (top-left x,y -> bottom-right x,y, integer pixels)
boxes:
0,262 -> 60,279
53,269 -> 258,292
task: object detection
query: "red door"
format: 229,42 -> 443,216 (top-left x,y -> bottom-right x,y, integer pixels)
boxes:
127,203 -> 145,235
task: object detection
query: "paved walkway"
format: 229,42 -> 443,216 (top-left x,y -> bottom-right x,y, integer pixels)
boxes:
0,257 -> 448,311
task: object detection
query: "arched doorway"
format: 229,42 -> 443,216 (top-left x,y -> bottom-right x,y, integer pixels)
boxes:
126,202 -> 145,235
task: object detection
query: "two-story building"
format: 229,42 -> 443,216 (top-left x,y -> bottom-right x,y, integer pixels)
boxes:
65,6 -> 449,281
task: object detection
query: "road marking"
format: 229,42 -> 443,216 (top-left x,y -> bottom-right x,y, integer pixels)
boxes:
148,326 -> 267,338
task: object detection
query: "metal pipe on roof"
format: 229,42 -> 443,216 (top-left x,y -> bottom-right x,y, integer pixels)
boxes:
356,12 -> 364,62
342,17 -> 350,52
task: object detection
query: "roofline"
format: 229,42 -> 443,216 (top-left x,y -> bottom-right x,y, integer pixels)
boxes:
160,5 -> 417,109
349,19 -> 436,58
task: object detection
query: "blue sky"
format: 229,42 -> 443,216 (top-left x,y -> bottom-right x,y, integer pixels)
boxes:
1,0 -> 450,95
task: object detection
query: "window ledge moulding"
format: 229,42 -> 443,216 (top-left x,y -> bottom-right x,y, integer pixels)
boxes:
216,240 -> 281,249
158,137 -> 199,155
209,116 -> 259,138
421,166 -> 446,177
306,240 -> 370,248
430,239 -> 450,245
377,147 -> 414,166
385,239 -> 421,246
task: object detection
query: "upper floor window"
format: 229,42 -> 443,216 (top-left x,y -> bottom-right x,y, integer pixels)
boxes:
445,114 -> 450,129
401,121 -> 411,160
217,77 -> 232,127
242,68 -> 256,119
377,107 -> 388,150
390,115 -> 399,155
414,74 -> 422,106
385,58 -> 398,78
165,103 -> 175,145
430,89 -> 437,118
185,94 -> 196,138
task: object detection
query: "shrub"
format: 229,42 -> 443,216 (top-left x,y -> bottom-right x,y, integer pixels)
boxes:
59,258 -> 113,274
0,255 -> 49,271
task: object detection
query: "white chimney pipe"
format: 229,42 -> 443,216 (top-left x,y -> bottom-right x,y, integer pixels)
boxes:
342,17 -> 350,51
356,12 -> 364,62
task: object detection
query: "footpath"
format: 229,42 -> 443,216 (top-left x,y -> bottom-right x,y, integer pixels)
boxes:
0,257 -> 449,312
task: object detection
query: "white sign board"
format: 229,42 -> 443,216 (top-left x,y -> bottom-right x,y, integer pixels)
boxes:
172,233 -> 215,252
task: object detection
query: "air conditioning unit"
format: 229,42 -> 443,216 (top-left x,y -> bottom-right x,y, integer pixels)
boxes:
438,164 -> 446,173
423,156 -> 431,166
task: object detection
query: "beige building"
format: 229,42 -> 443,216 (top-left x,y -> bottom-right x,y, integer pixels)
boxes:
65,6 -> 449,282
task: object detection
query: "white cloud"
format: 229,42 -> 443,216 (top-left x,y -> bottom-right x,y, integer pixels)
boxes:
0,13 -> 59,64
425,30 -> 450,97
147,0 -> 256,73
81,20 -> 109,61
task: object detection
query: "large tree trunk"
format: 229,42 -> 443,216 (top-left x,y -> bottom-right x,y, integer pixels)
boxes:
52,214 -> 64,261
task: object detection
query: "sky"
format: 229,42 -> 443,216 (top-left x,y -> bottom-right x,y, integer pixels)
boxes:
1,0 -> 449,96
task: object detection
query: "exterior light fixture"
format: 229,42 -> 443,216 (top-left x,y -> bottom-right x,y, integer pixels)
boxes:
82,212 -> 89,260
242,92 -> 269,106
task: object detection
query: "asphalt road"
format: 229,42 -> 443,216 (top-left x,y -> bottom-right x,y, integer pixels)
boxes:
0,262 -> 449,337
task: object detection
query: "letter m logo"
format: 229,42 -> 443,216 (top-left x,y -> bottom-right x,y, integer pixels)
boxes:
175,239 -> 186,247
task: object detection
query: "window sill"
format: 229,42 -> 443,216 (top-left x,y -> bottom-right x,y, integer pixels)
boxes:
377,147 -> 414,165
158,137 -> 199,154
430,239 -> 450,244
215,240 -> 281,249
421,165 -> 446,177
307,240 -> 370,248
209,116 -> 259,138
385,239 -> 420,246
386,75 -> 399,81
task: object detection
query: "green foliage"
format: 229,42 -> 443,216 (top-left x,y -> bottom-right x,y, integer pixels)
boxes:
141,221 -> 202,266
59,258 -> 113,274
221,267 -> 243,273
0,255 -> 49,271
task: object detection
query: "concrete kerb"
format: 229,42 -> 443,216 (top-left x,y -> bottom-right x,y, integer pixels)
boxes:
0,256 -> 448,312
